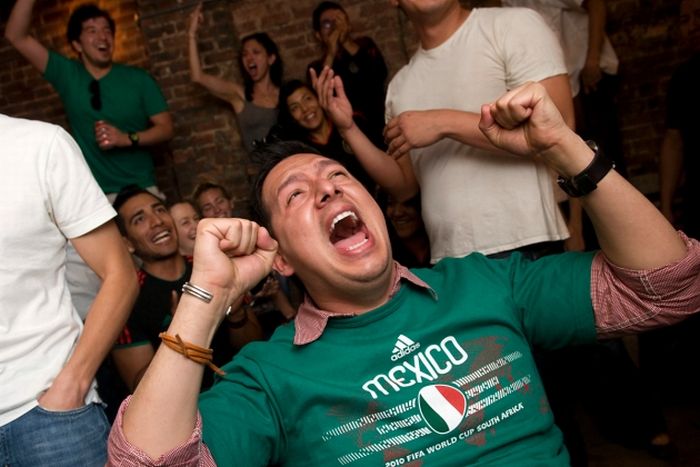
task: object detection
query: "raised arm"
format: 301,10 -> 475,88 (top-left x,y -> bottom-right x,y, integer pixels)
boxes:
312,67 -> 419,202
384,73 -> 575,159
38,221 -> 138,410
4,0 -> 50,72
479,82 -> 686,269
117,218 -> 277,460
187,2 -> 245,113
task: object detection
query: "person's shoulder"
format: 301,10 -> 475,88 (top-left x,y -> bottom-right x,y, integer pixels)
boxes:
0,114 -> 71,150
0,113 -> 59,134
235,323 -> 296,363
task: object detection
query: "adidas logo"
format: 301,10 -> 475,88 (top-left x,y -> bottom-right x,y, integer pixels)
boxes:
391,334 -> 421,361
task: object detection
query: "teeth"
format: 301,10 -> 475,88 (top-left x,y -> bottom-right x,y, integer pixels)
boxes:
347,236 -> 368,251
153,231 -> 170,243
330,210 -> 357,233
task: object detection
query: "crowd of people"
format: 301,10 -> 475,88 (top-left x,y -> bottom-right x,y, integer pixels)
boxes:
1,0 -> 699,466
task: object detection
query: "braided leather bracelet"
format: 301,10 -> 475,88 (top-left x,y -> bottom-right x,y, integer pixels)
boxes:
159,332 -> 225,376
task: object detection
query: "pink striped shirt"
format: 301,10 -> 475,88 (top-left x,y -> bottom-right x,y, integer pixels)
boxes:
107,232 -> 700,465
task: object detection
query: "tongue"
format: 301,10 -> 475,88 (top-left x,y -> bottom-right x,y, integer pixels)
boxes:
333,231 -> 366,251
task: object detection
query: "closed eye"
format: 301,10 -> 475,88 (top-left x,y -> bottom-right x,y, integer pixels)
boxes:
287,190 -> 302,205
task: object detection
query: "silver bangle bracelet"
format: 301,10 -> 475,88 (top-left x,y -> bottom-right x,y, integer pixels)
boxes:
181,282 -> 214,304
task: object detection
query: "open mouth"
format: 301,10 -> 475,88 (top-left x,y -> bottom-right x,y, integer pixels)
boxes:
152,230 -> 172,245
329,210 -> 368,252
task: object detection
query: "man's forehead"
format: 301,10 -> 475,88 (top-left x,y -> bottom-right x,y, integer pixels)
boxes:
82,17 -> 111,28
120,193 -> 162,215
266,154 -> 337,191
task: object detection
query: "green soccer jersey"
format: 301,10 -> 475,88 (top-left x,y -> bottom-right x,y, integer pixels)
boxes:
44,51 -> 168,193
199,251 -> 596,466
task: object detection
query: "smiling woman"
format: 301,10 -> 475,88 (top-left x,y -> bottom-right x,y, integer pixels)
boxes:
271,79 -> 377,193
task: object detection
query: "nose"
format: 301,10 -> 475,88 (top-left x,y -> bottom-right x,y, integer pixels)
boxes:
315,178 -> 341,207
148,212 -> 165,228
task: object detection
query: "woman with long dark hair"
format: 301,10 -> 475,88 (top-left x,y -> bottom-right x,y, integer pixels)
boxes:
188,3 -> 283,152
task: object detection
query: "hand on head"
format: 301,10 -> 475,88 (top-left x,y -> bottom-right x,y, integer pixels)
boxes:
189,218 -> 278,315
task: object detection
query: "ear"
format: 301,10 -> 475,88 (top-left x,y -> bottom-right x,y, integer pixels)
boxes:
272,251 -> 295,277
267,53 -> 277,66
315,31 -> 322,42
122,236 -> 136,254
71,40 -> 83,55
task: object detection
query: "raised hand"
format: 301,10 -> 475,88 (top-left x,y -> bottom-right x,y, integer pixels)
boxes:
310,66 -> 354,131
188,2 -> 203,38
478,81 -> 572,158
189,218 -> 278,318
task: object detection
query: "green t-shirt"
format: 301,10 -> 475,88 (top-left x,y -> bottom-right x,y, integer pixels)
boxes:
199,251 -> 596,466
44,51 -> 168,193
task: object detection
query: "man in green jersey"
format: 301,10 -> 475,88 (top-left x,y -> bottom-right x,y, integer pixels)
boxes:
107,83 -> 699,466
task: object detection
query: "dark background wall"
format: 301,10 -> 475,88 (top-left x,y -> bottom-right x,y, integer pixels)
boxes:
0,0 -> 693,216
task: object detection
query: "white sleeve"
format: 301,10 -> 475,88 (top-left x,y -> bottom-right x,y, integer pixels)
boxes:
44,126 -> 116,239
495,8 -> 568,89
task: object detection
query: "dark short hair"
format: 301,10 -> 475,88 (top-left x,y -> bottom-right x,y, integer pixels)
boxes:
239,33 -> 284,102
250,141 -> 321,232
312,1 -> 346,32
191,182 -> 231,206
67,3 -> 115,44
112,185 -> 154,235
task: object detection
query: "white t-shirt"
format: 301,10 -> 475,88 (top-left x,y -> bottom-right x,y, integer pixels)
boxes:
502,0 -> 619,97
0,114 -> 116,426
386,8 -> 570,262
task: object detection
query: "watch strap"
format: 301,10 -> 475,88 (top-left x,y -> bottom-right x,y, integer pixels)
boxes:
557,140 -> 614,198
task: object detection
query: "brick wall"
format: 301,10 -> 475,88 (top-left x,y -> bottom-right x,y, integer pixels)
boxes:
0,0 -> 694,213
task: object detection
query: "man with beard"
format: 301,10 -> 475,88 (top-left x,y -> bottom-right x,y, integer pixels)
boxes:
111,187 -> 263,393
107,83 -> 699,466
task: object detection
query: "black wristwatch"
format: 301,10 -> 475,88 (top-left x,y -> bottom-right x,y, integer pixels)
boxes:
557,140 -> 614,197
128,132 -> 140,147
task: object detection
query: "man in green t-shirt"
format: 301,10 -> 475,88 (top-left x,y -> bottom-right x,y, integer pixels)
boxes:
5,0 -> 173,196
108,83 -> 699,466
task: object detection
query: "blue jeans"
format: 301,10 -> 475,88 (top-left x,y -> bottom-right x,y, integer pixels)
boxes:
0,403 -> 109,466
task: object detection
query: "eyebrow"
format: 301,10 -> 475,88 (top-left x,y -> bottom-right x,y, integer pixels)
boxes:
275,158 -> 338,199
128,201 -> 164,224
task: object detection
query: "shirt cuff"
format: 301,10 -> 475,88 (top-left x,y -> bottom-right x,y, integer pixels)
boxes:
107,395 -> 216,466
592,231 -> 700,337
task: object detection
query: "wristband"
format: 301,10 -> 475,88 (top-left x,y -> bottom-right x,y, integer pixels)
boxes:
557,140 -> 615,198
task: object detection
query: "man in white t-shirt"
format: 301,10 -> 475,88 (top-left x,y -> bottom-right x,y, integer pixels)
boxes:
387,0 -> 581,262
0,113 -> 138,466
313,0 -> 577,263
